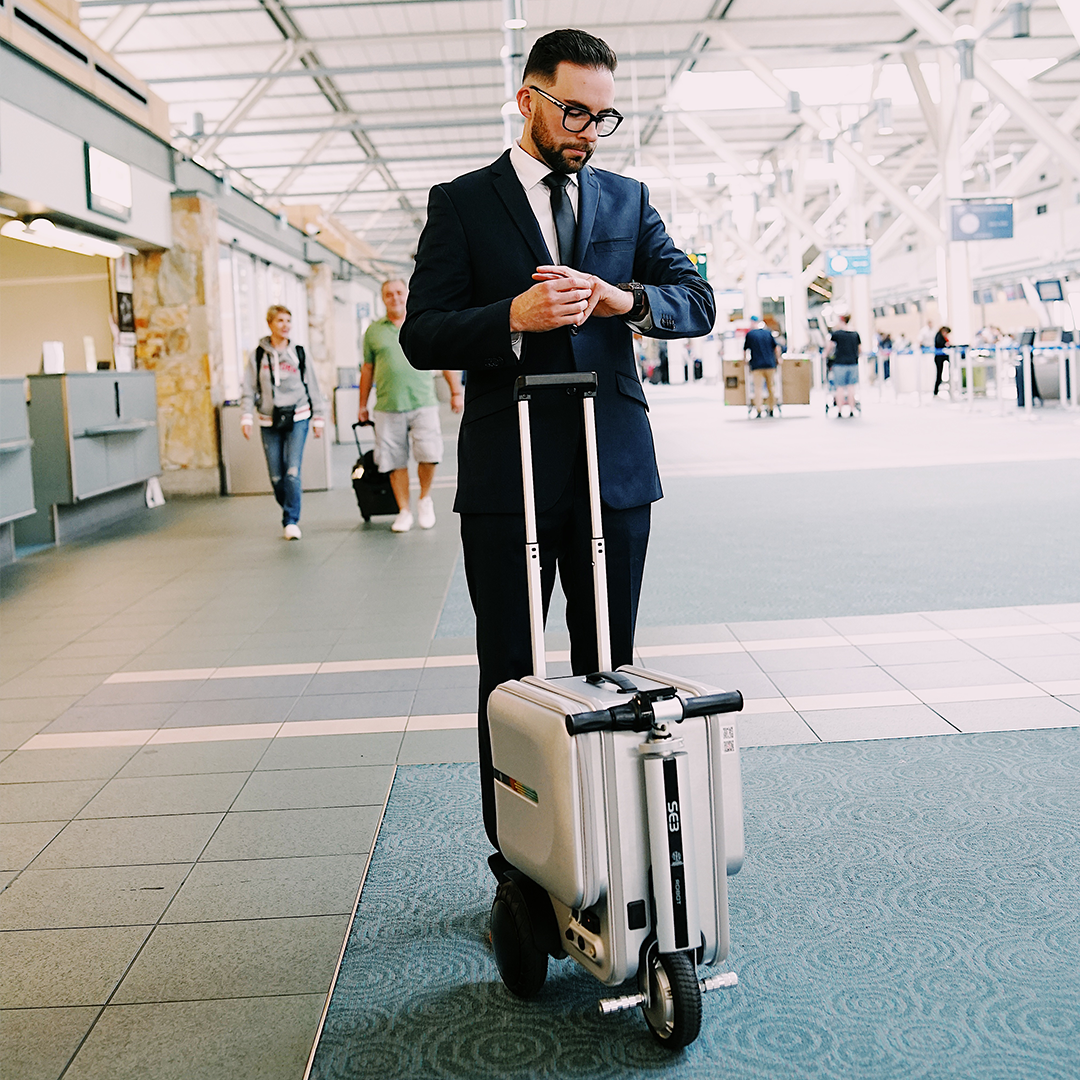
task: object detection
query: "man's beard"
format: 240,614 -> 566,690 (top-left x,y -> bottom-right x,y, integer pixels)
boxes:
532,118 -> 593,174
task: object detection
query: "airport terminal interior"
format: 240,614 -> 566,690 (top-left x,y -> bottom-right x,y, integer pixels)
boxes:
1,1 -> 1079,1078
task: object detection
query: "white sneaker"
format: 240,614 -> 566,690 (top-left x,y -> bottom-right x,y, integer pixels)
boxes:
391,509 -> 413,533
417,496 -> 436,529
283,524 -> 302,540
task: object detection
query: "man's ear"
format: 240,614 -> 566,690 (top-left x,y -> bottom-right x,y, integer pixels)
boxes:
516,84 -> 533,120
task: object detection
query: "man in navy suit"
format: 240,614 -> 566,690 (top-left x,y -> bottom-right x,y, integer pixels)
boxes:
401,29 -> 715,862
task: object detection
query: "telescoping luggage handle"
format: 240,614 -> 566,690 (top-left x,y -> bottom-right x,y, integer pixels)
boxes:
513,373 -> 605,682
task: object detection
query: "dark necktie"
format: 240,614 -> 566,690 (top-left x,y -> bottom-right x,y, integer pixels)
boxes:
542,172 -> 576,266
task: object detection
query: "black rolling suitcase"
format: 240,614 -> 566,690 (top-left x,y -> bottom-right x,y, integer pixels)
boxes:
351,422 -> 399,521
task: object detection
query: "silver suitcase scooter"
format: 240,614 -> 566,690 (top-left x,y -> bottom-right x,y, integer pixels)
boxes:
487,372 -> 745,1049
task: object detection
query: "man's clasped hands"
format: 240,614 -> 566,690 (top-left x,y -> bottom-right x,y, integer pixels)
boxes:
509,265 -> 634,334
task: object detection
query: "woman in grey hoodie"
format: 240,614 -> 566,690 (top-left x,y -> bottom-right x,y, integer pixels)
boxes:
240,305 -> 327,539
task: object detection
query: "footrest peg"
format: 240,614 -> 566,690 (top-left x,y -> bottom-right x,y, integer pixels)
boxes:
700,972 -> 738,993
598,992 -> 646,1016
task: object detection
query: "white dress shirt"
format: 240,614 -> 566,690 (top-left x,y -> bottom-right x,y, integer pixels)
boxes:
509,140 -> 579,265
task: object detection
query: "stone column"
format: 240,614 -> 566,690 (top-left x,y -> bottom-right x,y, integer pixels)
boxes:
133,194 -> 223,496
305,260 -> 337,402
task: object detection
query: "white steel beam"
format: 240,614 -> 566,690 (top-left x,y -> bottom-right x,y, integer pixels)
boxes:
270,130 -> 338,196
93,3 -> 152,53
1000,93 -> 1080,195
891,0 -> 1080,181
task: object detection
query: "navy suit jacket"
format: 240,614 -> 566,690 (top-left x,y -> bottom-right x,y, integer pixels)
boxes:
401,149 -> 715,514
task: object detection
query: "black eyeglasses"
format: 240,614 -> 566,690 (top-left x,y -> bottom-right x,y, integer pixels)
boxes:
529,85 -> 624,137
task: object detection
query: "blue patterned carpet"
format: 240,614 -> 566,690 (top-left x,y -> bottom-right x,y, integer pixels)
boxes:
311,730 -> 1080,1080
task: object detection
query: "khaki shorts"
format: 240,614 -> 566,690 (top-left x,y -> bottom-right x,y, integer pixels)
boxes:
373,405 -> 443,471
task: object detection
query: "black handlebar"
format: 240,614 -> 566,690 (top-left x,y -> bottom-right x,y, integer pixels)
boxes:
565,688 -> 743,736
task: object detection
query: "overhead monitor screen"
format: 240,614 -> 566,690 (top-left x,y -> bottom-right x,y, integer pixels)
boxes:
1035,279 -> 1064,302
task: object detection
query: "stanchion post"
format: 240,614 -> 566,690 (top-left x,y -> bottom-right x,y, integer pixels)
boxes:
1023,345 -> 1033,417
1058,347 -> 1068,411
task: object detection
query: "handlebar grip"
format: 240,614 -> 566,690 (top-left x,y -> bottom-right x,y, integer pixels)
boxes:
680,690 -> 744,718
565,709 -> 614,735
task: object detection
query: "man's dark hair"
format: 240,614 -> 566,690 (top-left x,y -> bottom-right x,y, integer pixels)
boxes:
522,29 -> 617,83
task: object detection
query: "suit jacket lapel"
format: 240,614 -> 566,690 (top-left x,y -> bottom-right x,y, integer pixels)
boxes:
573,166 -> 599,268
490,150 -> 552,266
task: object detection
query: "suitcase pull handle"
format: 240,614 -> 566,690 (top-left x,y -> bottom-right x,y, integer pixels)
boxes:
514,372 -> 598,400
565,688 -> 743,735
586,670 -> 638,694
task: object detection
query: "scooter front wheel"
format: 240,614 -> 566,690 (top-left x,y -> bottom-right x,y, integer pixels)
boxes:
640,950 -> 702,1049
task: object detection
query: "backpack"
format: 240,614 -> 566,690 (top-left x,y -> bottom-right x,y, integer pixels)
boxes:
254,344 -> 312,413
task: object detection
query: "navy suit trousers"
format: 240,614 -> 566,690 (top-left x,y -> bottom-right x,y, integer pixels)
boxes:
460,449 -> 650,852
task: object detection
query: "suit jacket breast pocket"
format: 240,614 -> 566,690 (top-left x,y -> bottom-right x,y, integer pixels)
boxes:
588,237 -> 635,277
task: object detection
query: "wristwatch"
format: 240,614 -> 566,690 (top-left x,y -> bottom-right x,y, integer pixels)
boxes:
616,281 -> 648,322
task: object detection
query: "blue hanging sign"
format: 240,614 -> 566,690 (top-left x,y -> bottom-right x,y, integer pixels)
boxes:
950,202 -> 1013,241
825,248 -> 871,276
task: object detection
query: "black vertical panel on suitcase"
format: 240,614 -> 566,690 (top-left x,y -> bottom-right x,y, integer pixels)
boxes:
351,422 -> 399,521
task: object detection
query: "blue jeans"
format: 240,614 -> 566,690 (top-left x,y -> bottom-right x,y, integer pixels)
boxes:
260,419 -> 308,526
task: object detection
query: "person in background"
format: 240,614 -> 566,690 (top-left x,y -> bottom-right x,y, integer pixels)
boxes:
359,279 -> 463,533
933,324 -> 951,397
241,305 -> 326,541
828,314 -> 862,417
878,331 -> 893,381
743,314 -> 781,417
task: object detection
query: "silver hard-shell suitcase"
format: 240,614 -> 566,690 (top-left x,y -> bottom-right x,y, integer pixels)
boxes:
487,373 -> 745,1049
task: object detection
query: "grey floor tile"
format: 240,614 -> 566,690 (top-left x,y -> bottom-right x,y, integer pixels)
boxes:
0,696 -> 82,726
285,691 -> 415,722
998,654 -> 1080,682
635,622 -> 736,645
117,739 -> 272,778
398,727 -> 479,764
113,914 -> 349,1003
255,732 -> 403,770
1018,602 -> 1080,622
119,652 -> 232,672
1059,694 -> 1080,711
306,668 -> 423,695
729,617 -> 835,641
225,646 -> 332,667
164,854 -> 364,921
972,634 -> 1080,660
931,695 -> 1080,733
882,658 -> 1026,690
163,698 -> 295,728
800,704 -> 957,743
415,665 -> 482,691
637,652 -> 763,679
767,666 -> 904,698
737,712 -> 819,747
0,720 -> 53,752
752,645 -> 874,673
0,746 -> 137,784
76,681 -> 205,706
0,925 -> 152,1007
0,1005 -> 99,1080
191,675 -> 313,701
825,612 -> 942,634
646,665 -> 778,699
61,994 -> 325,1080
33,814 -> 225,869
0,675 -> 105,700
2,821 -> 66,871
232,765 -> 394,811
19,657 -> 124,679
410,686 -> 477,716
76,773 -> 249,819
923,607 -> 1038,630
44,703 -> 179,734
0,864 -> 191,929
1,779 -> 107,824
200,805 -> 382,860
856,639 -> 985,666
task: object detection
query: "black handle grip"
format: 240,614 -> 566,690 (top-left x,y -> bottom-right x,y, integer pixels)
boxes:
564,709 -> 613,735
514,372 -> 598,400
680,690 -> 744,718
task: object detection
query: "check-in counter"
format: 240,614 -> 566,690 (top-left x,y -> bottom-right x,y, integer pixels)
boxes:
219,404 -> 332,494
16,372 -> 161,546
0,378 -> 36,564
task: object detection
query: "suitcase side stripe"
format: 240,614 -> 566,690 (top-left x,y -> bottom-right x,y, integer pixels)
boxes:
662,756 -> 691,951
493,767 -> 538,805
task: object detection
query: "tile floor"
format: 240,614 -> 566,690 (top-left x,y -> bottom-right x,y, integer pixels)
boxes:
2,388 -> 1078,1079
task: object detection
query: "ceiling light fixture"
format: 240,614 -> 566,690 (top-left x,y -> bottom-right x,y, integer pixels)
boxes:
504,18 -> 527,29
0,218 -> 127,259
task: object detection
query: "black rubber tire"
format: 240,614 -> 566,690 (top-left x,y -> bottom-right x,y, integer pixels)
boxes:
490,880 -> 547,999
641,951 -> 702,1050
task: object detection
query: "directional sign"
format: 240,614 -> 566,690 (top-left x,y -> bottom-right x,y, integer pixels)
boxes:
825,248 -> 871,276
950,202 -> 1013,241
689,252 -> 708,280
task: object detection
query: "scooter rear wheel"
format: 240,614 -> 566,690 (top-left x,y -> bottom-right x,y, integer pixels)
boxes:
490,879 -> 547,999
641,950 -> 702,1049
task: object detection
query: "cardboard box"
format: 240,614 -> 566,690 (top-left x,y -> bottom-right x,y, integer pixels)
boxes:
780,358 -> 811,404
723,360 -> 746,405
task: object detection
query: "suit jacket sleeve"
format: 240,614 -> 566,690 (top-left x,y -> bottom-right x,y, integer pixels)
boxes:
633,184 -> 715,339
400,185 -> 519,372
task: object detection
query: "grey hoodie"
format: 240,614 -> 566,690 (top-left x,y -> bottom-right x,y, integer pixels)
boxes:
241,337 -> 327,429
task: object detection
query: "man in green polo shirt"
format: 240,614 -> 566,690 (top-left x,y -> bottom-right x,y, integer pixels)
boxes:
360,279 -> 463,532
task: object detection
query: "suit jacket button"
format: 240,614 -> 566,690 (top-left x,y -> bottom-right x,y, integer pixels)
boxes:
570,326 -> 579,336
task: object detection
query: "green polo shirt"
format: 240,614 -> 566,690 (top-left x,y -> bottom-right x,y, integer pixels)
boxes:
362,318 -> 437,413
